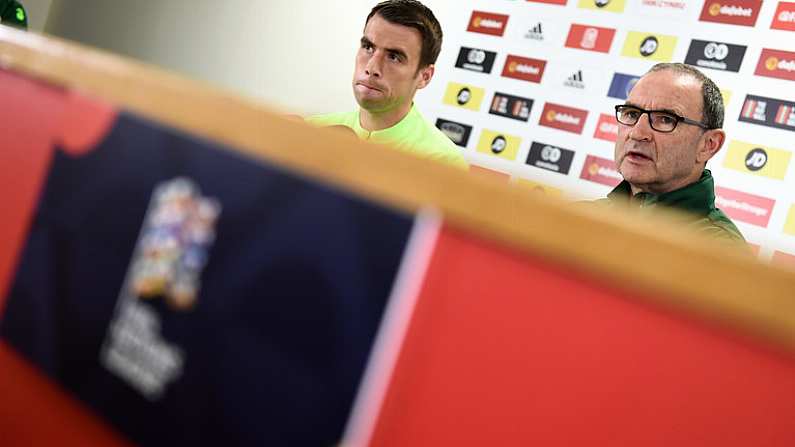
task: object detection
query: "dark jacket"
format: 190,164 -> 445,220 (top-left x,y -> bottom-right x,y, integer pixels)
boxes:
596,170 -> 746,243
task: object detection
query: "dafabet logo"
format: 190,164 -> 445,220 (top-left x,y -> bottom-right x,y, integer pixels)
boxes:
699,1 -> 762,26
467,11 -> 509,37
501,55 -> 547,83
539,102 -> 588,134
755,48 -> 795,82
579,155 -> 622,187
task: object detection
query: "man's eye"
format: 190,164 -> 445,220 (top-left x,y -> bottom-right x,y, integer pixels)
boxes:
624,110 -> 640,119
657,114 -> 676,124
388,53 -> 401,62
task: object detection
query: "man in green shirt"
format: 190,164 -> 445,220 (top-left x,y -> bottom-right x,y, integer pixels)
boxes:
307,0 -> 467,170
600,63 -> 745,243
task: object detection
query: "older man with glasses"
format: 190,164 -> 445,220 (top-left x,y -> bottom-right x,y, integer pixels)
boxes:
598,62 -> 745,243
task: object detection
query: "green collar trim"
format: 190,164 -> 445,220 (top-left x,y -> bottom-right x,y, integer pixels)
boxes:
608,170 -> 716,215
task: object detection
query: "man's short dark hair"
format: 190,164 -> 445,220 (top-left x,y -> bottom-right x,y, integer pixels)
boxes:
366,0 -> 443,70
647,62 -> 724,129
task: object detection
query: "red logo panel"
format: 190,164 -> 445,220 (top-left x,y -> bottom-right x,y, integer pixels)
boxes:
501,55 -> 547,83
715,186 -> 775,227
467,11 -> 509,37
698,1 -> 762,27
539,102 -> 588,134
755,48 -> 795,81
565,24 -> 616,53
772,2 -> 795,31
594,113 -> 619,143
579,155 -> 622,187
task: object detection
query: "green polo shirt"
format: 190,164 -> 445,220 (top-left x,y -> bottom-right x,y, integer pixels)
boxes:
306,105 -> 468,170
599,169 -> 746,243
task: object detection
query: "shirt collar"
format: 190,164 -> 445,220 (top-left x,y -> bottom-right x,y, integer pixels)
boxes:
354,104 -> 419,141
607,170 -> 716,214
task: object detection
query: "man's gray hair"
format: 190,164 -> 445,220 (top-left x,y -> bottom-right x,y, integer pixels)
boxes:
647,63 -> 724,129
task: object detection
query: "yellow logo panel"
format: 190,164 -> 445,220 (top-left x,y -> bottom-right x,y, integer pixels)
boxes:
442,82 -> 485,111
722,140 -> 791,180
621,32 -> 677,62
476,129 -> 521,161
577,0 -> 626,13
720,88 -> 732,109
785,205 -> 795,237
513,178 -> 563,197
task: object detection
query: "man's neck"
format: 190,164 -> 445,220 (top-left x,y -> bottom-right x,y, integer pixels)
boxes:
359,102 -> 413,132
629,170 -> 704,196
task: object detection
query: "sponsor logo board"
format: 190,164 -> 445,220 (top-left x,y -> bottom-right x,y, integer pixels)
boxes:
699,1 -> 762,27
607,72 -> 640,99
722,140 -> 791,180
755,48 -> 795,82
467,11 -> 509,36
454,47 -> 497,74
772,2 -> 795,31
714,186 -> 775,227
435,118 -> 473,147
489,92 -> 534,122
577,0 -> 627,13
580,154 -> 622,187
564,24 -> 616,53
684,39 -> 746,72
594,113 -> 619,142
739,94 -> 795,132
539,102 -> 588,134
526,142 -> 575,175
502,55 -> 547,83
621,32 -> 677,61
442,82 -> 485,111
476,129 -> 522,161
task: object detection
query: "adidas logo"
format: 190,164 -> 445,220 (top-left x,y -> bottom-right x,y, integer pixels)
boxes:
563,70 -> 585,89
525,22 -> 544,41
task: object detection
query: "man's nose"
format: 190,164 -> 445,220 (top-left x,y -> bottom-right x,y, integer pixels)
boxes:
629,113 -> 653,141
365,53 -> 383,78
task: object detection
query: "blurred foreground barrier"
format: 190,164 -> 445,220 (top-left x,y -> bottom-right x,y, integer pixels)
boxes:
2,27 -> 795,447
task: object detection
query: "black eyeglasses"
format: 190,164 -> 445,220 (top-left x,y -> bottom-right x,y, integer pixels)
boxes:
614,105 -> 710,133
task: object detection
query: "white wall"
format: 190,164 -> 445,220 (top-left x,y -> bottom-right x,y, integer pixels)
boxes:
44,0 -> 458,115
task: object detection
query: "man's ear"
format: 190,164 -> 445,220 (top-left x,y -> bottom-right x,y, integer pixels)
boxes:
416,64 -> 435,90
697,128 -> 725,163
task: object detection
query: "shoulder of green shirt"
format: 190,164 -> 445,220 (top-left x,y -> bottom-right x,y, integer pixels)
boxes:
305,111 -> 357,128
306,110 -> 468,170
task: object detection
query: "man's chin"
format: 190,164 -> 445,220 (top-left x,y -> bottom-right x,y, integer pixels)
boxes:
354,96 -> 391,113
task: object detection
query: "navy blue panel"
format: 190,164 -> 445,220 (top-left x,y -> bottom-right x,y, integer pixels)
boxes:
1,112 -> 413,447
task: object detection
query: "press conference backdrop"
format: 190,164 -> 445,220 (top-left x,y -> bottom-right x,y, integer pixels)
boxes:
416,0 -> 795,264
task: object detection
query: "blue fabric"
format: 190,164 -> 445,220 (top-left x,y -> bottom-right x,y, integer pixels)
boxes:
1,112 -> 413,446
